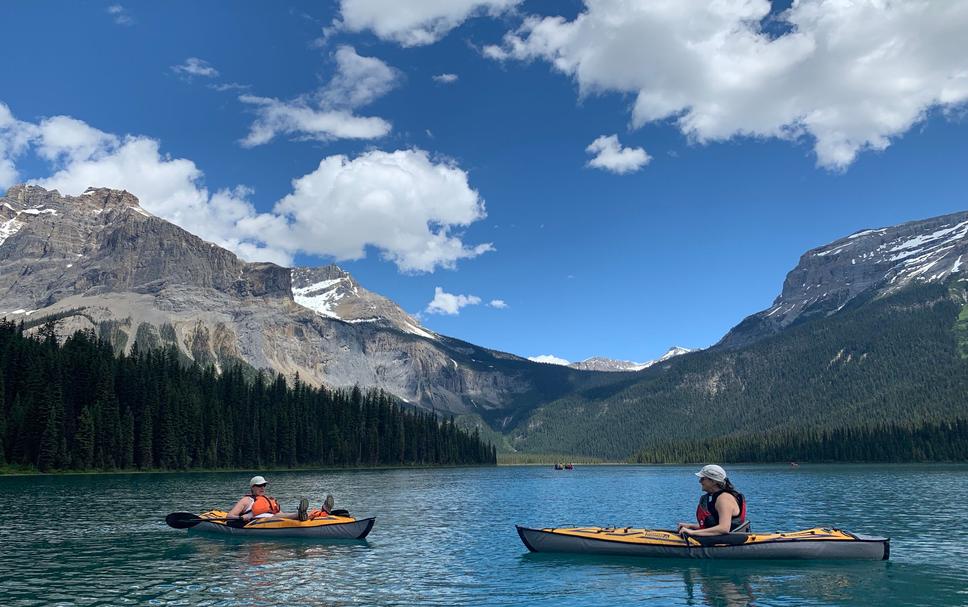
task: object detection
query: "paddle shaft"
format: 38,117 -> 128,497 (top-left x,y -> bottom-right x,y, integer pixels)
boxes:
165,512 -> 241,529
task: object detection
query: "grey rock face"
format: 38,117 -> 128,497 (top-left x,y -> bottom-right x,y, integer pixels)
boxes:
718,210 -> 968,349
0,185 -> 590,423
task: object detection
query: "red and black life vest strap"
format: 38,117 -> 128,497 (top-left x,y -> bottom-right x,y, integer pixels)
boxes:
697,489 -> 746,530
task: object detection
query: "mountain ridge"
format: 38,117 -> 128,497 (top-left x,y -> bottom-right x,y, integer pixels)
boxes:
7,184 -> 968,459
0,185 -> 613,426
718,210 -> 968,349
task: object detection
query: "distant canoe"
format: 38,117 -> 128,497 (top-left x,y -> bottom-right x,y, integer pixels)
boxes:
516,525 -> 888,560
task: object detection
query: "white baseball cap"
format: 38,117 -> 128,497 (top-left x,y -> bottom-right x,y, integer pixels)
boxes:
249,475 -> 268,486
695,465 -> 727,483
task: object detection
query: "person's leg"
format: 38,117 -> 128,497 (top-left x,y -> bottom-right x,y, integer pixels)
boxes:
269,498 -> 310,520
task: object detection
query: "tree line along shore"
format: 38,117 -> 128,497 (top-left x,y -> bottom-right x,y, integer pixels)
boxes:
0,320 -> 496,473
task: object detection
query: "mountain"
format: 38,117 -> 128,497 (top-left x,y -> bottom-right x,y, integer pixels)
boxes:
718,211 -> 968,349
0,185 -> 613,428
10,184 -> 963,461
569,347 -> 694,372
508,211 -> 968,459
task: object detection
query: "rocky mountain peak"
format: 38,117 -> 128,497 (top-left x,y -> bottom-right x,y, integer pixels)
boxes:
290,265 -> 434,339
658,346 -> 693,361
718,209 -> 968,349
1,185 -> 292,314
568,346 -> 694,372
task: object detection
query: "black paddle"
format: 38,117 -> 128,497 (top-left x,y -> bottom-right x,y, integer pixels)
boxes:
165,512 -> 238,529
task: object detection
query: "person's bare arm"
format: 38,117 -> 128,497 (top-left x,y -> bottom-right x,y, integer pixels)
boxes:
227,497 -> 252,521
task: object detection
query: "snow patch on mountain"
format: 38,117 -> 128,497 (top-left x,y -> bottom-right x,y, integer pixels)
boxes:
0,217 -> 25,247
1,201 -> 58,246
528,354 -> 571,366
810,216 -> 968,291
289,267 -> 437,340
291,275 -> 347,319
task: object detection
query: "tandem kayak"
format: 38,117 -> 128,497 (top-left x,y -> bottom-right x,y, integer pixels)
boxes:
186,510 -> 375,539
516,526 -> 889,560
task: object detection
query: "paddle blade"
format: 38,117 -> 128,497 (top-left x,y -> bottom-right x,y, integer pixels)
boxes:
165,512 -> 203,529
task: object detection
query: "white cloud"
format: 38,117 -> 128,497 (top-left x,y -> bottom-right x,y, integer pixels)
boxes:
585,134 -> 650,174
209,82 -> 250,92
274,148 -> 493,272
30,130 -> 291,265
339,0 -> 523,46
488,299 -> 507,309
172,58 -> 219,79
35,116 -> 118,163
433,73 -> 459,84
0,102 -> 38,188
528,354 -> 570,366
488,0 -> 968,170
107,4 -> 133,26
1,104 -> 491,272
319,46 -> 401,109
425,287 -> 482,315
240,46 -> 397,147
238,95 -> 391,147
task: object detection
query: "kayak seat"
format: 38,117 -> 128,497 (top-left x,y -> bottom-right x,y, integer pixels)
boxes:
695,533 -> 750,547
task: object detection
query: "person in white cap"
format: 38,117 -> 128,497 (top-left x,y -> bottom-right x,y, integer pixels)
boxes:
225,476 -> 318,523
676,464 -> 747,537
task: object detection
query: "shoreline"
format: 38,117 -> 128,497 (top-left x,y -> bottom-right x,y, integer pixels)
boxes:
0,462 -> 497,478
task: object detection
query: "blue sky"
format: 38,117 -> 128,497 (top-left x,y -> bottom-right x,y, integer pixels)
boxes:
1,1 -> 967,364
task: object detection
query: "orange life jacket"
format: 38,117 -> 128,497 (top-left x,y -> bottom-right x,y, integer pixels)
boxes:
244,494 -> 280,516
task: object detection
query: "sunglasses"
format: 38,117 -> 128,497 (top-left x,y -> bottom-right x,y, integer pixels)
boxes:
253,483 -> 267,488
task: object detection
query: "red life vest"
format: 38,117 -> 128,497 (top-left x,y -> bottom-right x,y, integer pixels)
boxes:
242,494 -> 280,516
696,489 -> 746,530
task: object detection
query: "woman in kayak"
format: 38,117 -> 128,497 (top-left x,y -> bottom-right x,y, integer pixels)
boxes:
226,476 -> 335,523
677,464 -> 747,537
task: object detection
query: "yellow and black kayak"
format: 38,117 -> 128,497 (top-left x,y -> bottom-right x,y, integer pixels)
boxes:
181,510 -> 375,539
516,526 -> 889,560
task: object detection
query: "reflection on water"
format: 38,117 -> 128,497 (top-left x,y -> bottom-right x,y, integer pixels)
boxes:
2,464 -> 968,606
521,553 -> 968,607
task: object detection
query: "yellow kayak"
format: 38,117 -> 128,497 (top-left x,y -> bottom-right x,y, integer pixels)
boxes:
517,526 -> 889,560
186,510 -> 375,539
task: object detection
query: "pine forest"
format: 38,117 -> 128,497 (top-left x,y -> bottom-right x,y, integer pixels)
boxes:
0,320 -> 497,472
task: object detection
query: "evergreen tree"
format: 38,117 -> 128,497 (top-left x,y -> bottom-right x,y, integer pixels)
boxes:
37,394 -> 63,472
73,406 -> 95,469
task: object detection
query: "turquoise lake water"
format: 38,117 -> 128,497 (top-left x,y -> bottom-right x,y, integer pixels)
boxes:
2,464 -> 967,606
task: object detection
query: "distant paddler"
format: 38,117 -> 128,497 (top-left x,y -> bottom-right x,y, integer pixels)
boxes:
677,464 -> 748,537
